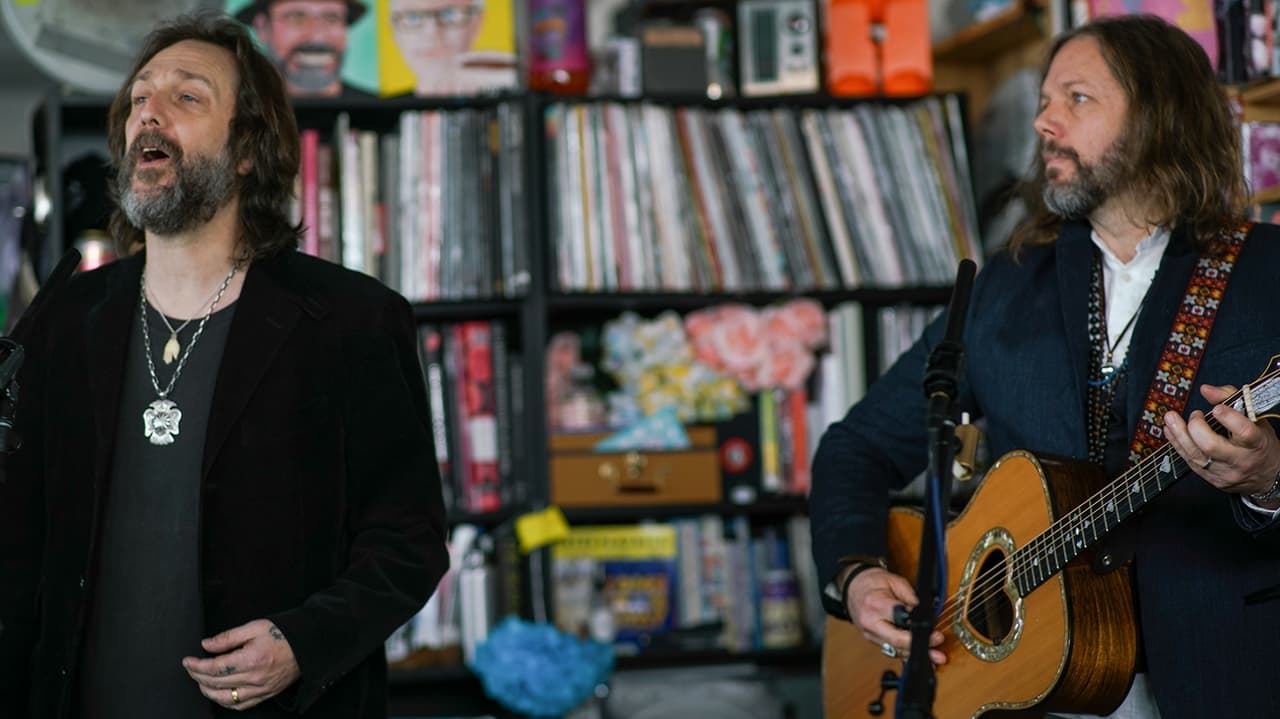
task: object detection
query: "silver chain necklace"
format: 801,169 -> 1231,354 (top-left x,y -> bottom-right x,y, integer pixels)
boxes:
145,281 -> 227,365
139,264 -> 237,446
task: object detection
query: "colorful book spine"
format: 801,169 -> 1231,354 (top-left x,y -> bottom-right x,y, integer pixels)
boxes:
300,128 -> 321,257
418,325 -> 454,511
460,321 -> 501,513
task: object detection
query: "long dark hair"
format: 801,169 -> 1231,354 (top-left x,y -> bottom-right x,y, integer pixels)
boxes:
1010,14 -> 1247,254
106,11 -> 302,258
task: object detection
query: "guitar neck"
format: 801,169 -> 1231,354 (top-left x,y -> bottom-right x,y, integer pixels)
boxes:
1010,446 -> 1190,596
1005,360 -> 1280,597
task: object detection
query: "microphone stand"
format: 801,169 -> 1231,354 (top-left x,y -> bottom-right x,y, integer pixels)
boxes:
896,259 -> 976,719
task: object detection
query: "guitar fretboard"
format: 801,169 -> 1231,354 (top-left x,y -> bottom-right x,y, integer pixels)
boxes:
1005,361 -> 1280,597
1010,449 -> 1188,596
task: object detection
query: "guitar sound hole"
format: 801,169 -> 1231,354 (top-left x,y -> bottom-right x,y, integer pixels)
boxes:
964,549 -> 1015,645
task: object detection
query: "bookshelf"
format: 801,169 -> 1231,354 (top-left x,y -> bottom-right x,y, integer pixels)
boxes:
32,79 -> 973,714
1234,76 -> 1280,108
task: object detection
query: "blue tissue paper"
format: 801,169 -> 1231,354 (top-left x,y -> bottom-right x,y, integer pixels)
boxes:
469,617 -> 615,718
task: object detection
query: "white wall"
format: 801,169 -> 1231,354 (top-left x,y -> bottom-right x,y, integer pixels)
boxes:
0,89 -> 49,158
0,16 -> 56,159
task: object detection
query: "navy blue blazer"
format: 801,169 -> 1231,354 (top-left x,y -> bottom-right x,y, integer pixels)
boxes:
810,220 -> 1280,717
0,249 -> 449,718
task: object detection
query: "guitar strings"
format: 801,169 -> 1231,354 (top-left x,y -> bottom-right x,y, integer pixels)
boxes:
926,372 -> 1273,642
933,438 -> 1190,632
936,414 -> 1220,632
933,379 -> 1251,635
933,441 -> 1195,634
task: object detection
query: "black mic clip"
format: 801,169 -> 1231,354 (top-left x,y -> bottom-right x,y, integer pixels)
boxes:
922,340 -> 964,401
0,338 -> 24,453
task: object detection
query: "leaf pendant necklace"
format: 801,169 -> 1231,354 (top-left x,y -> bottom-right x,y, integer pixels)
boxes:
148,276 -> 238,365
139,264 -> 238,445
163,334 -> 181,364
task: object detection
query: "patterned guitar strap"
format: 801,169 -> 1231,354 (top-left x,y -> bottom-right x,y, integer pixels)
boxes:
1127,222 -> 1251,463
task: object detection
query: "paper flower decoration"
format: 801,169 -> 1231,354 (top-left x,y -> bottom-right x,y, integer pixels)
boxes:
601,311 -> 748,425
469,617 -> 615,718
685,298 -> 828,391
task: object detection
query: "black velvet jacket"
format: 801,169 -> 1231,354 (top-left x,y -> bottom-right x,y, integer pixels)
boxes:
0,249 -> 449,718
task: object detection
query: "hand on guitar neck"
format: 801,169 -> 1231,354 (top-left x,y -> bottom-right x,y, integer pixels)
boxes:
840,564 -> 948,665
1162,383 -> 1280,510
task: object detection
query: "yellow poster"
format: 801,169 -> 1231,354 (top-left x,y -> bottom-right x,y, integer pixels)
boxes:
377,0 -> 518,97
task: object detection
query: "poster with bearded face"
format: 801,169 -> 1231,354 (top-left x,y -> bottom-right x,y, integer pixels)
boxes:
227,0 -> 380,98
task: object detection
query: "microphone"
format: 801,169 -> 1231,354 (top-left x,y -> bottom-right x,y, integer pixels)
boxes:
0,248 -> 83,454
923,258 -> 977,401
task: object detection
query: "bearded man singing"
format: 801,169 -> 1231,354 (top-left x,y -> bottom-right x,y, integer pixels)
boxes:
0,11 -> 448,718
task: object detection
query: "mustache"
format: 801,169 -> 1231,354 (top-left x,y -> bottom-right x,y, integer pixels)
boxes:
1041,140 -> 1080,164
127,131 -> 182,166
287,43 -> 340,58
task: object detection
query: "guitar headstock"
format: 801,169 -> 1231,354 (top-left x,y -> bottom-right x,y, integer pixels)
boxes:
1228,355 -> 1280,421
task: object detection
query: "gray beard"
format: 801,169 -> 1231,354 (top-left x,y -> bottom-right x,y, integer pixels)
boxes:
1041,140 -> 1130,220
1043,174 -> 1108,219
119,150 -> 237,236
286,63 -> 341,92
280,44 -> 342,92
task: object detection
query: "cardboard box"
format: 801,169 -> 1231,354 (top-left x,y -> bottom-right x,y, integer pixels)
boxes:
549,426 -> 722,507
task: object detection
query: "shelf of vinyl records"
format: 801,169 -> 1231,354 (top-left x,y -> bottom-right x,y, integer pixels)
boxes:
542,95 -> 982,294
279,94 -> 984,301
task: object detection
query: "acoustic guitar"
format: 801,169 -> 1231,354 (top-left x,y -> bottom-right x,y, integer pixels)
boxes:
822,358 -> 1280,718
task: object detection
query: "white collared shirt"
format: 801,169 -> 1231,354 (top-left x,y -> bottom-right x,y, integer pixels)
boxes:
1090,227 -> 1169,370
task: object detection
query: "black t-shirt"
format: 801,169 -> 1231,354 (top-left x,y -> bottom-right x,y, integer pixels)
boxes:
77,298 -> 236,718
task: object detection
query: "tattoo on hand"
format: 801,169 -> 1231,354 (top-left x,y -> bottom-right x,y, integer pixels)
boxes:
220,666 -> 237,676
269,625 -> 284,641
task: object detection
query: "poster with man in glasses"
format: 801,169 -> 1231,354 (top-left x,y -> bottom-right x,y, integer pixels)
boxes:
229,0 -> 379,98
379,0 -> 517,97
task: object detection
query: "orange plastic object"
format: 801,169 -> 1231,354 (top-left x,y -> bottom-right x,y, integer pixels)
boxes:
826,0 -> 879,96
881,0 -> 933,96
826,0 -> 932,97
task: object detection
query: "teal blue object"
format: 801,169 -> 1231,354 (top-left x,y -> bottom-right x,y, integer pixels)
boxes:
593,406 -> 690,452
469,618 -> 614,718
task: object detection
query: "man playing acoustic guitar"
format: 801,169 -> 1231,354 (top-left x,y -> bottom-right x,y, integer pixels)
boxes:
811,14 -> 1280,719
